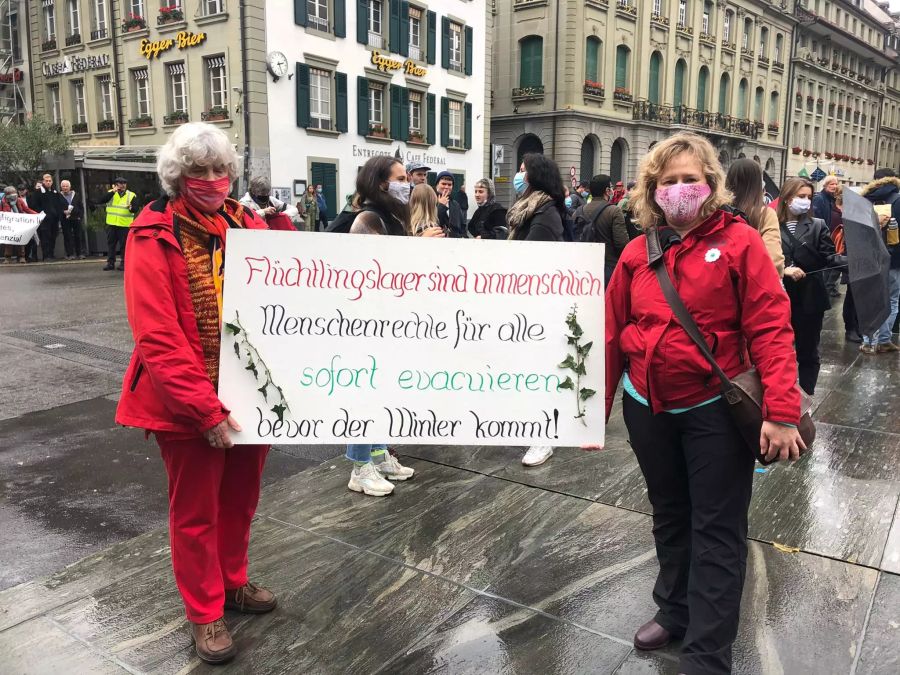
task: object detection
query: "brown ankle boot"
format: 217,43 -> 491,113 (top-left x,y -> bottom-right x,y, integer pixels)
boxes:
224,581 -> 277,614
191,618 -> 236,664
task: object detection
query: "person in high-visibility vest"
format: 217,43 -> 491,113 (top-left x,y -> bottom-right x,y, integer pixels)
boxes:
97,177 -> 139,271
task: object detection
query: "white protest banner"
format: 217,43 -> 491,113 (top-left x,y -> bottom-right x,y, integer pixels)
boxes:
218,231 -> 605,446
0,211 -> 42,246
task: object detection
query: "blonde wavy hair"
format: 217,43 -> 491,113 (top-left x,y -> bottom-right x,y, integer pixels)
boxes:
408,183 -> 439,235
630,132 -> 732,229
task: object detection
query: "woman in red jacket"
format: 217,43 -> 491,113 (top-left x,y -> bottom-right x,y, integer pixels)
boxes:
116,123 -> 273,665
1,185 -> 37,263
606,133 -> 804,675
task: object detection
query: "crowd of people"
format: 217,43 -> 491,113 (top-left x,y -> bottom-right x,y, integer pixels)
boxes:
70,118 -> 894,672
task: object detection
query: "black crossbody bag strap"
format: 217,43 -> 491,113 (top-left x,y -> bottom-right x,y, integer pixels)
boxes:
645,226 -> 743,405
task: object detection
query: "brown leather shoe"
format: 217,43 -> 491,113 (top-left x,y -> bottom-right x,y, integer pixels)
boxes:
224,581 -> 277,614
634,619 -> 674,650
876,342 -> 900,353
191,618 -> 236,664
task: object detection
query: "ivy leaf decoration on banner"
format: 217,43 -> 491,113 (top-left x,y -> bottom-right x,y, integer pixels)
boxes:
257,383 -> 268,401
580,388 -> 597,401
271,403 -> 286,423
233,342 -> 240,357
559,305 -> 592,426
558,376 -> 574,390
224,322 -> 241,335
245,360 -> 258,380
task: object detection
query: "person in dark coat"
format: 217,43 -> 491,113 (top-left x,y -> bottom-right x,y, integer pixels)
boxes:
435,171 -> 465,237
811,176 -> 840,296
59,180 -> 85,259
453,183 -> 469,222
28,173 -> 68,260
574,174 -> 629,284
777,178 -> 846,394
467,178 -> 507,239
506,154 -> 565,243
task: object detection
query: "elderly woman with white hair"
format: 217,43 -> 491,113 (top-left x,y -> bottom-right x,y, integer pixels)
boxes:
116,123 -> 273,665
812,174 -> 842,297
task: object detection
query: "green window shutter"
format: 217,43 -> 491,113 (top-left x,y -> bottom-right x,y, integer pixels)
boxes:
440,96 -> 449,148
697,68 -> 708,112
296,63 -> 310,128
294,0 -> 307,26
615,46 -> 628,89
356,0 -> 367,44
738,79 -> 747,118
390,84 -> 401,140
389,0 -> 401,53
426,92 -> 436,144
718,75 -> 729,114
674,60 -> 685,108
754,88 -> 763,120
400,87 -> 409,141
441,17 -> 450,70
465,26 -> 473,76
519,37 -> 542,88
464,102 -> 472,150
311,162 -> 338,220
585,38 -> 599,82
357,76 -> 369,135
649,52 -> 661,104
399,2 -> 410,57
334,0 -> 346,38
335,72 -> 348,133
426,11 -> 436,64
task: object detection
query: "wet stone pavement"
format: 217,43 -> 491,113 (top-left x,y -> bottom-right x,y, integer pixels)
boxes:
1,263 -> 899,674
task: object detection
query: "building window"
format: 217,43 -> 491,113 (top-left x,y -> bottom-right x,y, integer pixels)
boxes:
129,1 -> 145,19
309,67 -> 332,130
702,2 -> 710,34
518,36 -> 542,88
43,0 -> 57,41
448,99 -> 462,148
615,44 -> 630,91
585,36 -> 601,83
409,90 -> 422,134
743,18 -> 752,50
449,21 -> 463,72
307,0 -> 328,32
759,27 -> 768,57
97,74 -> 113,121
367,0 -> 383,48
48,84 -> 62,125
92,0 -> 108,39
723,11 -> 732,42
775,34 -> 783,62
409,6 -> 422,61
678,0 -> 686,28
368,82 -> 384,127
71,79 -> 86,124
67,0 -> 80,37
132,67 -> 151,118
167,62 -> 187,113
202,0 -> 225,16
652,0 -> 662,15
203,55 -> 227,114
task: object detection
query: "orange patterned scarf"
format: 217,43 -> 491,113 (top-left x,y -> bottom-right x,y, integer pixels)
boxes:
171,197 -> 246,386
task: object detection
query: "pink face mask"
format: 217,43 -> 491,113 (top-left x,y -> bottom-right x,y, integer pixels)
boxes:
654,182 -> 712,228
183,175 -> 231,214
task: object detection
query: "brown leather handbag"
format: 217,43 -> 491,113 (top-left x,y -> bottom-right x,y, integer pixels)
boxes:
646,226 -> 815,464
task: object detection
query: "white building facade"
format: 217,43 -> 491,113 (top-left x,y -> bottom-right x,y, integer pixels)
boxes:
264,0 -> 487,220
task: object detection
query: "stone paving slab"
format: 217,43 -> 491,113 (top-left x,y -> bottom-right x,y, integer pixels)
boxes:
856,572 -> 900,675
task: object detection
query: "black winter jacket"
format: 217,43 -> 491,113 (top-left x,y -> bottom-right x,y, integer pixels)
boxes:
468,201 -> 508,239
509,201 -> 564,242
781,213 -> 845,314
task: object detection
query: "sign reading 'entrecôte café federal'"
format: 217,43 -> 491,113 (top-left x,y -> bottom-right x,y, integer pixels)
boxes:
42,54 -> 110,78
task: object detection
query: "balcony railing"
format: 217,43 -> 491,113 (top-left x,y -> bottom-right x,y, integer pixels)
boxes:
97,119 -> 115,132
512,85 -> 544,100
722,40 -> 736,51
368,31 -> 383,49
699,32 -> 716,45
449,58 -> 464,73
651,13 -> 669,26
71,121 -> 88,134
583,81 -> 605,98
408,45 -> 421,61
616,0 -> 636,17
65,33 -> 82,46
676,23 -> 693,35
91,28 -> 108,40
758,55 -> 769,67
632,100 -> 762,140
308,14 -> 328,31
41,38 -> 57,51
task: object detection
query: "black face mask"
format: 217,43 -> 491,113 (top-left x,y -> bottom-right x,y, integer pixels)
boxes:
252,194 -> 269,206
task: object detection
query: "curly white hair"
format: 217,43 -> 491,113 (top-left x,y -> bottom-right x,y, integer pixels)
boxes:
156,122 -> 239,197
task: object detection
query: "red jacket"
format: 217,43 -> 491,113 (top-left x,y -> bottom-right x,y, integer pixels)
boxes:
265,212 -> 297,232
606,209 -> 800,425
115,198 -> 267,435
1,197 -> 36,214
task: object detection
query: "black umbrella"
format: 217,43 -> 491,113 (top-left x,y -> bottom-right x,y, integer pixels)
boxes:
842,188 -> 890,335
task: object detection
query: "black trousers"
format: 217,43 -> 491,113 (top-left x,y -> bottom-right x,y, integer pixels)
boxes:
39,219 -> 59,259
106,226 -> 129,266
843,284 -> 859,335
791,310 -> 824,395
624,394 -> 754,675
62,219 -> 84,257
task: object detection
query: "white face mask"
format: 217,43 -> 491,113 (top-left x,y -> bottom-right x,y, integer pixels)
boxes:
789,197 -> 811,216
387,181 -> 410,205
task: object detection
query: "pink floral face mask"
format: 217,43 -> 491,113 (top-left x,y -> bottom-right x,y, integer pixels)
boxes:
654,183 -> 712,228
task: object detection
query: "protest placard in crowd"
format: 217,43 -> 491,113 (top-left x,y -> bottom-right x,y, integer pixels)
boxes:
218,231 -> 605,446
0,211 -> 42,246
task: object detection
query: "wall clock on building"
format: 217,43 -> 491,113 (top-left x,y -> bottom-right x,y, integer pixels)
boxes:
267,52 -> 289,82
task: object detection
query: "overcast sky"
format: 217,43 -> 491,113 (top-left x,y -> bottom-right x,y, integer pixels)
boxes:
892,0 -> 900,11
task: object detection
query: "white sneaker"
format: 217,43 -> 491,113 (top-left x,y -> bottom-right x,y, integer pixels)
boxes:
522,446 -> 554,467
348,462 -> 395,496
376,454 -> 415,481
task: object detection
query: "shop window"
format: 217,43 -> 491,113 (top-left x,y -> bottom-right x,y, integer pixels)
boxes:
97,74 -> 114,123
42,0 -> 57,42
48,84 -> 62,125
367,0 -> 383,48
309,67 -> 332,130
204,55 -> 228,115
92,0 -> 108,40
71,79 -> 87,125
368,82 -> 384,133
307,0 -> 328,32
131,67 -> 151,119
202,0 -> 225,17
167,62 -> 188,115
67,0 -> 81,38
409,6 -> 422,61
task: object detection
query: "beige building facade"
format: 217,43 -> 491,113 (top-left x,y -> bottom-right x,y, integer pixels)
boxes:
491,0 -> 796,204
26,0 -> 267,194
867,0 -> 900,174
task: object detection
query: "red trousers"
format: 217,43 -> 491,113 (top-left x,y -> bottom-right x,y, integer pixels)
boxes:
158,436 -> 269,624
